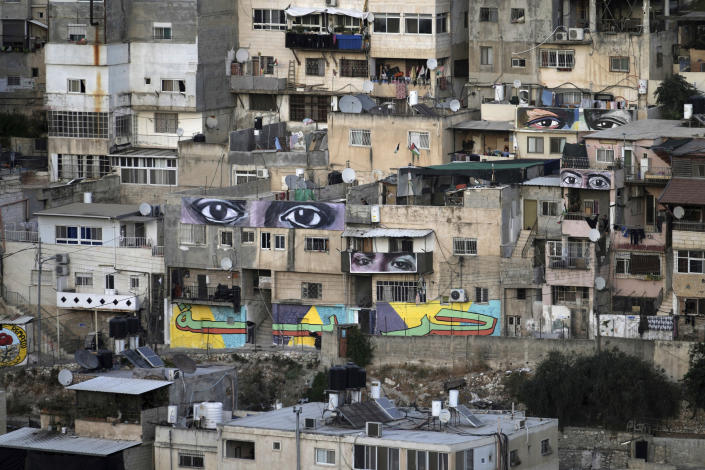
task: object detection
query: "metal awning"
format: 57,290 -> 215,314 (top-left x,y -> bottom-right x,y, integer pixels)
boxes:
67,376 -> 171,395
342,228 -> 433,238
28,19 -> 48,29
107,147 -> 177,158
450,120 -> 514,131
0,427 -> 140,456
285,7 -> 372,20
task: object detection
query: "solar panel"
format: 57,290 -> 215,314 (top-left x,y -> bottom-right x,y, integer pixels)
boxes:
136,346 -> 164,368
339,401 -> 393,428
455,405 -> 484,428
121,349 -> 150,368
374,397 -> 405,420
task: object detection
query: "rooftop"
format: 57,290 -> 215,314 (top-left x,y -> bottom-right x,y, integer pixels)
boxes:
34,203 -> 151,220
522,175 -> 562,187
659,178 -> 705,206
108,147 -> 178,158
450,120 -> 514,132
427,160 -> 545,171
341,228 -> 434,238
585,120 -> 705,140
0,427 -> 140,456
67,376 -> 172,395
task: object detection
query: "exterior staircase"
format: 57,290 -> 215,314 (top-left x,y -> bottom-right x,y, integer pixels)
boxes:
512,229 -> 533,258
254,315 -> 274,347
656,289 -> 673,315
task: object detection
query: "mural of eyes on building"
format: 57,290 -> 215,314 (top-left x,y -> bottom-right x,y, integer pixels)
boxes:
517,107 -> 579,130
272,304 -> 352,346
350,252 -> 417,273
0,324 -> 28,367
181,198 -> 345,231
560,169 -> 611,190
582,109 -> 634,130
170,303 -> 247,349
375,300 -> 500,336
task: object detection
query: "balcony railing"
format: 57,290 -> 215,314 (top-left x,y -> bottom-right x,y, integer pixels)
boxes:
624,166 -> 671,183
563,212 -> 587,221
673,221 -> 705,232
549,256 -> 591,270
3,229 -> 38,243
175,285 -> 234,302
119,237 -> 151,248
285,32 -> 364,51
151,245 -> 164,257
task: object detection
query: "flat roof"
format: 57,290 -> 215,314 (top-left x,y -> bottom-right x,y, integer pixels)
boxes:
522,175 -> 562,187
450,120 -> 514,132
585,119 -> 705,140
35,203 -> 150,220
0,427 -> 140,456
67,376 -> 172,395
427,160 -> 545,171
341,228 -> 433,238
108,147 -> 177,158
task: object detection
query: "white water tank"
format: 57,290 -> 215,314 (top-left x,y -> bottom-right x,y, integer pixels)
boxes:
114,338 -> 126,354
408,90 -> 418,106
129,336 -> 139,350
328,392 -> 339,411
685,103 -> 693,119
494,84 -> 505,102
83,192 -> 92,204
432,400 -> 442,417
449,389 -> 459,408
193,403 -> 201,421
200,402 -> 224,429
167,405 -> 178,424
370,381 -> 381,399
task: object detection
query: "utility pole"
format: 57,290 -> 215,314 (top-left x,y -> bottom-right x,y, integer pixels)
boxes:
36,237 -> 56,365
293,405 -> 302,470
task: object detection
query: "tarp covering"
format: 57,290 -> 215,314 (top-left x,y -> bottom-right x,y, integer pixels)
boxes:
285,7 -> 371,20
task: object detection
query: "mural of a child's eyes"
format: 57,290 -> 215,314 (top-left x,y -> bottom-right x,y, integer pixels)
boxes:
587,174 -> 610,190
191,198 -> 247,225
560,170 -> 583,188
263,202 -> 340,229
279,205 -> 325,228
388,254 -> 416,271
525,109 -> 565,129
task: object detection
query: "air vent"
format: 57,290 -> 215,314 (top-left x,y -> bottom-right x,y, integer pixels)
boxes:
304,418 -> 316,429
366,421 -> 382,437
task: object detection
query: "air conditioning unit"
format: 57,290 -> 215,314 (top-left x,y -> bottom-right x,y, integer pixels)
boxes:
164,368 -> 181,380
366,422 -> 382,438
555,32 -> 568,41
304,418 -> 317,429
55,265 -> 69,276
55,253 -> 70,264
518,89 -> 529,105
256,168 -> 269,178
568,28 -> 584,40
325,0 -> 337,6
450,289 -> 467,302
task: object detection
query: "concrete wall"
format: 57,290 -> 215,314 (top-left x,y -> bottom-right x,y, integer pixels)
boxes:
154,426 -> 219,470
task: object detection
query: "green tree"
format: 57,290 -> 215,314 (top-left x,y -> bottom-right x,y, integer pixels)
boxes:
345,326 -> 374,367
683,342 -> 705,415
654,74 -> 702,120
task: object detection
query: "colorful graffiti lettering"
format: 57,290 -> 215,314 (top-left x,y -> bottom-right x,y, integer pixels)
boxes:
376,300 -> 501,336
0,324 -> 28,367
273,304 -> 348,346
170,303 -> 246,349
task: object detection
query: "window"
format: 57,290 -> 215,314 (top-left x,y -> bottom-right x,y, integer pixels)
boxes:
224,440 -> 255,459
541,439 -> 552,456
528,137 -> 544,153
408,131 -> 430,150
389,238 -> 414,252
48,111 -> 109,138
340,59 -> 368,78
541,201 -> 558,216
480,7 -> 498,22
596,148 -> 614,162
656,52 -> 663,68
436,13 -> 448,33
153,23 -> 172,39
510,449 -> 520,466
253,56 -> 275,75
115,115 -> 131,138
342,16 -> 361,31
302,282 -> 322,299
407,450 -> 448,470
550,137 -> 566,154
272,441 -> 281,451
547,240 -> 562,257
315,448 -> 335,465
552,286 -> 589,303
249,94 -> 277,111
253,9 -> 286,30
511,8 -> 525,23
350,129 -> 371,147
242,229 -> 255,244
558,91 -> 582,106
130,276 -> 140,289
475,287 -> 489,303
616,253 -> 630,274
220,230 -> 233,247
539,49 -> 575,69
105,274 -> 115,290
583,200 -> 599,215
180,224 -> 206,245
305,58 -> 325,77
683,298 -> 705,315
678,250 -> 705,274
293,14 -> 321,31
453,238 -> 477,255
464,11 -> 468,28
118,156 -> 176,185
76,272 -> 93,287
56,225 -> 79,244
154,112 -> 178,134
373,13 -> 400,33
354,445 -> 400,470
455,450 -> 474,470
68,24 -> 87,41
275,234 -> 285,250
261,232 -> 271,250
80,227 -> 102,245
405,14 -> 432,34
377,281 -> 421,303
290,95 -> 329,122
517,288 -> 526,300
511,57 -> 526,68
480,46 -> 493,65
161,79 -> 186,93
305,237 -> 329,252
7,76 -> 20,86
233,169 -> 257,185
610,56 -> 629,72
55,225 -> 101,245
31,270 -> 52,286
178,452 -> 204,468
32,68 -> 39,78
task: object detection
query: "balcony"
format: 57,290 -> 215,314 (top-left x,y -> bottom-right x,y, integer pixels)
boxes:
230,74 -> 287,93
340,251 -> 434,274
548,256 -> 591,270
151,245 -> 164,257
3,229 -> 38,243
673,221 -> 705,232
561,213 -> 594,238
174,285 -> 235,303
1,35 -> 44,52
119,237 -> 152,248
56,291 -> 139,311
624,166 -> 671,184
285,32 -> 365,51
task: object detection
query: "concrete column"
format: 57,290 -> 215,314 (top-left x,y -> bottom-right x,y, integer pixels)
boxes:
589,0 -> 597,31
643,0 -> 650,34
665,0 -> 670,16
562,0 -> 570,27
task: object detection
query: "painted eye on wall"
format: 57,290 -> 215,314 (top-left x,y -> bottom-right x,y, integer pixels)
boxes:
587,174 -> 610,190
351,253 -> 375,266
192,199 -> 246,224
279,205 -> 326,228
389,255 -> 415,271
561,170 -> 583,187
527,116 -> 564,129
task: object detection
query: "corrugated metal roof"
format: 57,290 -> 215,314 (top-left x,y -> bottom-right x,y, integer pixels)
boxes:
35,203 -> 141,219
522,175 -> 561,187
0,427 -> 140,456
659,178 -> 705,205
342,228 -> 433,238
0,315 -> 33,324
108,147 -> 177,158
586,120 -> 705,140
450,120 -> 514,131
427,160 -> 545,171
67,376 -> 171,395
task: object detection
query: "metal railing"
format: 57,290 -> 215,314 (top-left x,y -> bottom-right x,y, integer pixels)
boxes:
522,219 -> 538,258
673,221 -> 705,232
119,236 -> 151,248
624,166 -> 671,182
563,212 -> 587,221
3,229 -> 38,243
151,245 -> 164,257
175,285 -> 234,302
549,256 -> 591,270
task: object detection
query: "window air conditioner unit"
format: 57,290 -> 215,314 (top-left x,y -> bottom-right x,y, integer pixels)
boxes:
325,0 -> 337,6
555,32 -> 568,41
56,253 -> 70,264
366,422 -> 382,438
257,168 -> 269,178
55,265 -> 69,276
450,289 -> 467,302
164,368 -> 181,380
304,418 -> 317,429
568,28 -> 584,40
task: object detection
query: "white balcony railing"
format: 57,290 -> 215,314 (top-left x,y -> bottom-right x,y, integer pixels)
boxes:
119,236 -> 151,248
57,291 -> 139,311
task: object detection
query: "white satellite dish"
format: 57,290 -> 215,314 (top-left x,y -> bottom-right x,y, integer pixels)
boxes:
139,202 -> 152,216
588,228 -> 600,243
595,276 -> 606,291
513,79 -> 522,89
342,168 -> 357,184
449,99 -> 461,112
220,257 -> 233,270
339,95 -> 363,114
327,24 -> 335,34
58,369 -> 73,386
674,206 -> 685,219
366,12 -> 375,22
426,58 -> 438,70
176,127 -> 184,137
362,80 -> 374,93
235,48 -> 250,63
206,116 -> 218,129
439,408 -> 451,424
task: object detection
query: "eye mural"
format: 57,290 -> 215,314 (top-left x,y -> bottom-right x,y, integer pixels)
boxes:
583,109 -> 633,130
517,107 -> 579,130
349,252 -> 418,273
181,198 -> 345,231
559,169 -> 611,190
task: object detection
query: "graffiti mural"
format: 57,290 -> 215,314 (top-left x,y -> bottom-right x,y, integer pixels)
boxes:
0,324 -> 28,367
375,300 -> 501,336
526,305 -> 571,339
171,303 -> 246,349
350,252 -> 417,273
181,198 -> 345,231
582,109 -> 634,130
272,304 -> 354,346
517,107 -> 579,130
560,169 -> 611,190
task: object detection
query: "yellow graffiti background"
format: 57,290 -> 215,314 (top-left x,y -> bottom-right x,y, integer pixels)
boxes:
170,304 -> 226,349
387,300 -> 475,328
289,307 -> 323,347
0,324 -> 28,367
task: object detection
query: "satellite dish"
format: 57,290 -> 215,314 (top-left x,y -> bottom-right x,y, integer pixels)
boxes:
588,229 -> 600,243
58,369 -> 73,386
439,408 -> 451,424
513,79 -> 522,89
235,48 -> 249,63
449,99 -> 461,112
327,24 -> 335,34
220,257 -> 233,270
426,58 -> 438,70
674,206 -> 685,219
206,116 -> 218,129
139,202 -> 152,216
75,349 -> 99,370
339,95 -> 363,114
366,12 -> 375,22
595,276 -> 606,291
171,353 -> 197,374
342,168 -> 356,184
176,128 -> 184,137
362,80 -> 374,93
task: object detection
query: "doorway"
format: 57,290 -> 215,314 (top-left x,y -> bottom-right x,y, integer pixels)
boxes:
523,199 -> 537,230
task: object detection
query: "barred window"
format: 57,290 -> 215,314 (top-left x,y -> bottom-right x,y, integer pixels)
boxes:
7,76 -> 20,86
453,237 -> 477,255
305,237 -> 329,252
48,111 -> 109,138
118,156 -> 175,185
479,7 -> 498,22
75,272 -> 93,287
115,115 -> 131,138
56,154 -> 111,180
68,24 -> 87,41
305,58 -> 325,77
154,112 -> 178,134
349,129 -> 371,147
249,94 -> 277,111
408,131 -> 430,150
539,49 -> 575,69
302,282 -> 322,299
289,95 -> 328,122
610,56 -> 629,72
340,59 -> 368,78
376,281 -> 420,302
178,452 -> 204,468
475,287 -> 489,303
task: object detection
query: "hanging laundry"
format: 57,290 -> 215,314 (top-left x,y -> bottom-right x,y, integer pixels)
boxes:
396,81 -> 407,99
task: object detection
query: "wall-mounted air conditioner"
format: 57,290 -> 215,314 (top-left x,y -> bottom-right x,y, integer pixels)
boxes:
366,422 -> 382,437
568,28 -> 584,40
304,418 -> 317,429
450,289 -> 467,302
55,265 -> 69,276
55,253 -> 70,264
555,32 -> 568,41
257,168 -> 269,178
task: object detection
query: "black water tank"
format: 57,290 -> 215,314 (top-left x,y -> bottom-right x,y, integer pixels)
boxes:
346,362 -> 361,389
109,317 -> 128,338
328,365 -> 346,391
96,349 -> 113,369
357,367 -> 367,389
254,116 -> 263,130
232,286 -> 241,311
126,317 -> 139,335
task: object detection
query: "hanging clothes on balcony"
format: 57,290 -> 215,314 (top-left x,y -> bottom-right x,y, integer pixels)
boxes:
396,81 -> 407,99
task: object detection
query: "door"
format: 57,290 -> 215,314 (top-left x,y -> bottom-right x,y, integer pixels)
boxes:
634,440 -> 648,460
623,147 -> 633,177
197,274 -> 208,300
507,316 -> 521,337
523,199 -> 537,230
